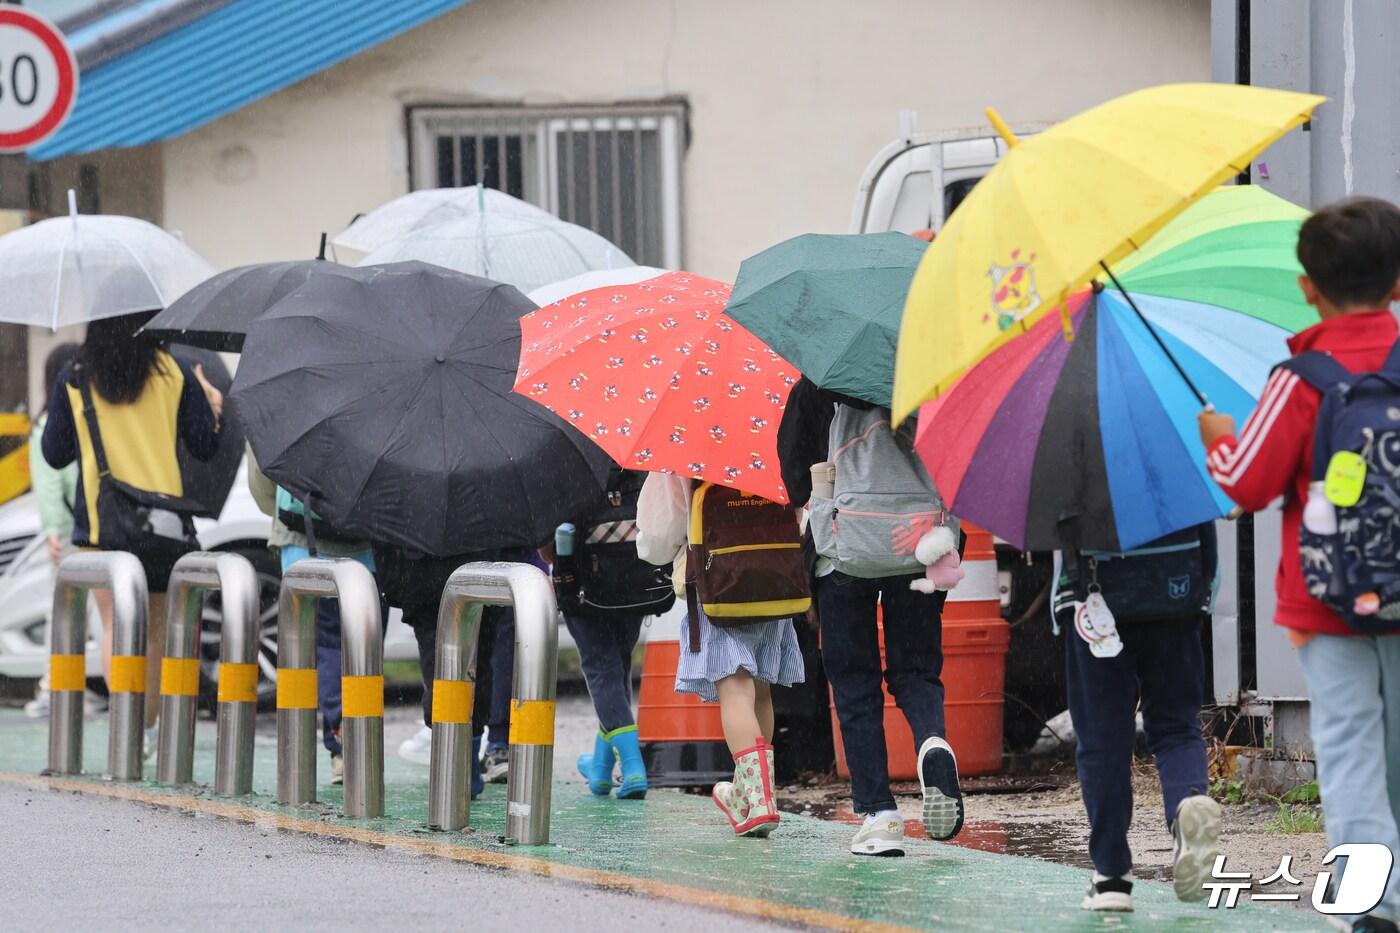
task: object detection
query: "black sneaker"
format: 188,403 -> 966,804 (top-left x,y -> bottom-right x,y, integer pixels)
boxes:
917,736 -> 964,840
483,745 -> 509,784
1082,874 -> 1134,912
1352,917 -> 1400,933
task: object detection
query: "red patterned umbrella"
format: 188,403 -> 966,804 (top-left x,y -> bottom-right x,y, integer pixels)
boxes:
514,271 -> 798,503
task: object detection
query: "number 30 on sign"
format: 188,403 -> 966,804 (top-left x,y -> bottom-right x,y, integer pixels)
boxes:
0,7 -> 77,153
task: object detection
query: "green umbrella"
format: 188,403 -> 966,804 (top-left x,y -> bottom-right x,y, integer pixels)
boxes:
724,232 -> 927,406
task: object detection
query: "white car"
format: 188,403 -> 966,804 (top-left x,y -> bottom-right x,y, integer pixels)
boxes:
0,460 -> 418,708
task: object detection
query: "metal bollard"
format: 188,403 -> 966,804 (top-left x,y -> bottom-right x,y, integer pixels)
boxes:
47,551 -> 149,781
275,558 -> 384,818
428,561 -> 558,845
154,552 -> 260,795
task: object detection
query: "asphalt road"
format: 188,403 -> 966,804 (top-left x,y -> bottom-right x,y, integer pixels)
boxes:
0,694 -> 787,932
0,780 -> 779,932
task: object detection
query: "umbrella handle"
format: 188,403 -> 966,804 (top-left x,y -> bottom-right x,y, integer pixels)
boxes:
1099,261 -> 1210,409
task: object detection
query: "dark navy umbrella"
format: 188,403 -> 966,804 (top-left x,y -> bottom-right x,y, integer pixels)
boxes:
229,261 -> 613,555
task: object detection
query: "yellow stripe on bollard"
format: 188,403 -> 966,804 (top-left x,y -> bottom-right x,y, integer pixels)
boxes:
49,654 -> 86,692
217,662 -> 258,704
276,668 -> 318,710
508,699 -> 556,746
341,675 -> 384,718
109,655 -> 146,693
431,679 -> 474,724
160,657 -> 200,697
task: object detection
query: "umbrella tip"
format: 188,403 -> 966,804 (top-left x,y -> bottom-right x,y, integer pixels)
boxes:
318,232 -> 327,260
985,107 -> 1019,148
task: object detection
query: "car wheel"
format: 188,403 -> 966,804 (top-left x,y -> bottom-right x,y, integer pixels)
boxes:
197,546 -> 281,712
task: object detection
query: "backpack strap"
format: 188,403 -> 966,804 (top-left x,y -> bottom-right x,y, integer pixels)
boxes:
1276,350 -> 1352,393
1383,337 -> 1400,375
73,366 -> 113,480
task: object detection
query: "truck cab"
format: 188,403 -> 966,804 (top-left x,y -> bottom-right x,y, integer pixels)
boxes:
848,118 -> 1048,235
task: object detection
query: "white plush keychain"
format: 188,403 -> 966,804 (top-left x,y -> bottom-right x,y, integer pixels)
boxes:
1073,565 -> 1124,659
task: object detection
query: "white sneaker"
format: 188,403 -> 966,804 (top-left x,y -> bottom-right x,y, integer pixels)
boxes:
1172,795 -> 1223,902
918,736 -> 964,840
23,690 -> 50,718
850,809 -> 906,856
330,753 -> 344,785
1082,873 -> 1134,911
397,725 -> 432,765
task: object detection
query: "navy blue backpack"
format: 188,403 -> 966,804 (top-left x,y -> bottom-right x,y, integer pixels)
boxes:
1281,340 -> 1400,633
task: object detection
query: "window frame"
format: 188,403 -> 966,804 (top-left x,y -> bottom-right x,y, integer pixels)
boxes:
405,102 -> 686,268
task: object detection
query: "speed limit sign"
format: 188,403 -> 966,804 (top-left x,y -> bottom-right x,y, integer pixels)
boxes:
0,7 -> 77,153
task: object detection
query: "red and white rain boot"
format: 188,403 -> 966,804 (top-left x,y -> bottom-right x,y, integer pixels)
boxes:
711,737 -> 780,837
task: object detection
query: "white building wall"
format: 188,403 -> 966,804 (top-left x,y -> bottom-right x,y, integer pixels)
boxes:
160,0 -> 1211,278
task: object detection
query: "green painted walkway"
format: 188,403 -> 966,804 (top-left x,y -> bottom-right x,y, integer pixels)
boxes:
0,710 -> 1320,932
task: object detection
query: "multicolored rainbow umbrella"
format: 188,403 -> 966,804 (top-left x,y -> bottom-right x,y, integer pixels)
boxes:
916,185 -> 1312,552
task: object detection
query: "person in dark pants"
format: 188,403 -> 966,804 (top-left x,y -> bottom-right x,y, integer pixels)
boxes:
564,612 -> 647,795
376,545 -> 515,797
815,573 -> 950,812
778,376 -> 964,856
1055,524 -> 1221,912
476,606 -> 516,783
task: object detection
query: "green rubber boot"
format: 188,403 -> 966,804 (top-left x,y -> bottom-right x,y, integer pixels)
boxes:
577,730 -> 616,796
608,725 -> 648,800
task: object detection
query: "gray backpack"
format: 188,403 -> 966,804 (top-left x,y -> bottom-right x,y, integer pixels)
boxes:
809,405 -> 957,578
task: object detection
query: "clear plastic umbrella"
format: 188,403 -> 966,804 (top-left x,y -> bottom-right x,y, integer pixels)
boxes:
333,184 -> 555,254
526,265 -> 669,306
356,211 -> 634,295
0,193 -> 214,330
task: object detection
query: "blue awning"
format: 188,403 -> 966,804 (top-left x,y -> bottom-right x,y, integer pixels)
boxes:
32,0 -> 470,160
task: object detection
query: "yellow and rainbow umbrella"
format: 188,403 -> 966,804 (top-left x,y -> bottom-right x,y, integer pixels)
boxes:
892,82 -> 1324,422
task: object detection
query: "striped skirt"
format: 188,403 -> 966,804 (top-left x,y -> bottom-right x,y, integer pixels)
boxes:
674,607 -> 805,703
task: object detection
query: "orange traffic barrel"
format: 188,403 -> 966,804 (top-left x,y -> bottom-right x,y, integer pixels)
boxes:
832,523 -> 1010,779
636,634 -> 732,787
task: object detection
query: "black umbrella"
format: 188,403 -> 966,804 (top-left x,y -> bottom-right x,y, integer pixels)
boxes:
229,261 -> 614,555
140,235 -> 355,351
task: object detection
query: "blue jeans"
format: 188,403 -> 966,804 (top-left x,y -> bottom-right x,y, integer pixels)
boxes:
1064,614 -> 1209,877
409,603 -> 514,742
1296,633 -> 1400,923
479,608 -> 514,748
815,571 -> 947,815
315,598 -> 345,756
281,546 -> 377,758
563,612 -> 644,733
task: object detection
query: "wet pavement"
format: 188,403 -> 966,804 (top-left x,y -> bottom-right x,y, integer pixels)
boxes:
0,705 -> 1325,931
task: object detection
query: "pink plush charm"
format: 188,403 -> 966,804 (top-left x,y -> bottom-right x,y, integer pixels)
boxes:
909,524 -> 965,593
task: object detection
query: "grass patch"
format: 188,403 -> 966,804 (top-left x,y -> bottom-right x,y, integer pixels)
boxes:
1210,777 -> 1244,804
1267,802 -> 1324,834
1281,780 -> 1320,804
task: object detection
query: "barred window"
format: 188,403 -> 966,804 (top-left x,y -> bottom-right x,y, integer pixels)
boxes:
408,103 -> 685,268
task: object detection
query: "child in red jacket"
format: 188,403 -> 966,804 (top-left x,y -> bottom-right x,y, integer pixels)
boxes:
1201,198 -> 1400,933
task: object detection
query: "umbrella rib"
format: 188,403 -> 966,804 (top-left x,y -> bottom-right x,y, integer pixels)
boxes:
109,232 -> 170,309
443,368 -> 543,544
50,237 -> 68,331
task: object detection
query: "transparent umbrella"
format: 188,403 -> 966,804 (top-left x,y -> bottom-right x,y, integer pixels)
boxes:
0,194 -> 214,330
357,212 -> 633,296
526,265 -> 668,306
333,184 -> 555,254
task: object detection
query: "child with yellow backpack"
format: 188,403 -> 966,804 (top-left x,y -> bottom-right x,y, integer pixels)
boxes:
637,473 -> 809,837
